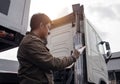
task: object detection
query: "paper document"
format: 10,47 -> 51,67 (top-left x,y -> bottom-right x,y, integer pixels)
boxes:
75,45 -> 86,54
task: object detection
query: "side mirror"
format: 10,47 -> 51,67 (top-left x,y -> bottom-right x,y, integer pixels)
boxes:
99,41 -> 112,63
105,42 -> 110,50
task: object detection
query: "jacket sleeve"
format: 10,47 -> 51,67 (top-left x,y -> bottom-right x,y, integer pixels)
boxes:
23,40 -> 76,71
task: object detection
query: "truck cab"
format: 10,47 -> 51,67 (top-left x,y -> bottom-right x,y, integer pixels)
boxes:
47,4 -> 112,84
0,0 -> 30,52
0,0 -> 30,83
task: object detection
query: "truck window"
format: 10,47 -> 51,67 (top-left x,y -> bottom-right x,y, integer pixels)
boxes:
96,37 -> 105,55
0,0 -> 10,15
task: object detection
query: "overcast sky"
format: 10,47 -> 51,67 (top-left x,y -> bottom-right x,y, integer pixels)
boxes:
0,0 -> 120,60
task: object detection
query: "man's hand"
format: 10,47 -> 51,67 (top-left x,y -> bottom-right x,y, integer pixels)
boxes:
73,46 -> 86,59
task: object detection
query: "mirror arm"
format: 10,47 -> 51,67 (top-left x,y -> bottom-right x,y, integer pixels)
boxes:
105,53 -> 112,63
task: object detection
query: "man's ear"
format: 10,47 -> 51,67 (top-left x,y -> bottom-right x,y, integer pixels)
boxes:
39,22 -> 44,29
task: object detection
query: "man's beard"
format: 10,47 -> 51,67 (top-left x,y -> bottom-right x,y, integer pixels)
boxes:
42,37 -> 48,45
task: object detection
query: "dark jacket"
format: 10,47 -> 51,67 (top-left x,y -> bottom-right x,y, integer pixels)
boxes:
17,32 -> 76,84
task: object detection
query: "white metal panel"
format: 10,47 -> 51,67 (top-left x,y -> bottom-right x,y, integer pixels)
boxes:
84,19 -> 108,84
0,59 -> 18,73
47,24 -> 75,59
0,0 -> 30,35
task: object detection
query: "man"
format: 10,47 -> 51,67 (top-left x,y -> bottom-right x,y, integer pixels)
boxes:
17,13 -> 85,84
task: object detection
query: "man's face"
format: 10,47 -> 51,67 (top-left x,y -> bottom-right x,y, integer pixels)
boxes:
40,22 -> 51,40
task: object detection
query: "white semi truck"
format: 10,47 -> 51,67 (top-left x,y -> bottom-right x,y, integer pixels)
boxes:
47,4 -> 112,84
0,0 -> 30,52
0,0 -> 30,83
0,1 -> 112,84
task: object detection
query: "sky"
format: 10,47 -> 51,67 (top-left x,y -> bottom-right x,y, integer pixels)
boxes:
0,0 -> 120,61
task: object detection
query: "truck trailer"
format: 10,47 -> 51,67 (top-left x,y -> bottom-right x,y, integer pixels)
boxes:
0,1 -> 112,84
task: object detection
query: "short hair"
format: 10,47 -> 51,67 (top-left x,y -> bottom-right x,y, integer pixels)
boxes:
30,13 -> 51,31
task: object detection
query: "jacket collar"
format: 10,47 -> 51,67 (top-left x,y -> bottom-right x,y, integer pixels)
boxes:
26,32 -> 47,45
